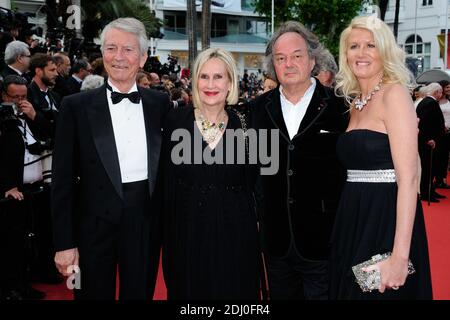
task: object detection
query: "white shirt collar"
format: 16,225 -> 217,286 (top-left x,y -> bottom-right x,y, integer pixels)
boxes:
8,65 -> 23,75
72,74 -> 83,83
279,77 -> 316,104
279,77 -> 316,105
107,80 -> 138,94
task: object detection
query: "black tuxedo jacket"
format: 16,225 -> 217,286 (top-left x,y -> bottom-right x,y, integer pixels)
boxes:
250,80 -> 349,260
51,84 -> 170,251
1,65 -> 31,83
27,81 -> 61,142
416,96 -> 446,146
65,76 -> 82,96
0,116 -> 47,193
52,74 -> 69,98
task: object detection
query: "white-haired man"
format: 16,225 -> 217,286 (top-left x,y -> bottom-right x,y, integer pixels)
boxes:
52,17 -> 170,300
1,40 -> 31,83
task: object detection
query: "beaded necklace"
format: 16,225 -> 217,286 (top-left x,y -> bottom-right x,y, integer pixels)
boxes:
354,77 -> 383,111
195,108 -> 227,144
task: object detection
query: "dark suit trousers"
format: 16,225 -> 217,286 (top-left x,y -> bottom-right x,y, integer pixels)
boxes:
75,180 -> 160,300
419,143 -> 437,197
265,246 -> 329,300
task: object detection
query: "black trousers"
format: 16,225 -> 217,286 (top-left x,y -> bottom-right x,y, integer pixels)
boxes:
0,198 -> 29,293
75,180 -> 161,300
419,143 -> 438,197
265,245 -> 329,300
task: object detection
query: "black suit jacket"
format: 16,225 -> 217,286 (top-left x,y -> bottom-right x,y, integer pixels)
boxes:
250,80 -> 349,260
65,76 -> 82,96
27,81 -> 61,142
51,84 -> 170,251
0,116 -> 46,194
1,65 -> 31,83
416,96 -> 446,146
0,124 -> 24,194
52,74 -> 69,98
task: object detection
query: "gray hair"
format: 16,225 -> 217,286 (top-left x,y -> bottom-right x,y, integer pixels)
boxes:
100,17 -> 148,56
264,21 -> 324,81
72,58 -> 89,73
80,74 -> 105,92
421,82 -> 442,96
4,41 -> 30,65
314,48 -> 337,75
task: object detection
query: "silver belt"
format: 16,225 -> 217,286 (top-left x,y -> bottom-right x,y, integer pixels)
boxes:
347,169 -> 396,183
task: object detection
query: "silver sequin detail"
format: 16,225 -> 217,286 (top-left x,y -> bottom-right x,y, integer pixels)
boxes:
347,169 -> 396,183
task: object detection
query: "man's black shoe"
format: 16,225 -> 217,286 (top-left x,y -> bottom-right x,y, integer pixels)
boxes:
433,192 -> 447,199
421,196 -> 440,203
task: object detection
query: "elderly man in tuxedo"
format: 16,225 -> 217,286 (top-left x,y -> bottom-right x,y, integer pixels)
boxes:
51,17 -> 170,300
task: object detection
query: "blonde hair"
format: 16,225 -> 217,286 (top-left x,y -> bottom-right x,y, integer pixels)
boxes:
191,48 -> 239,108
335,16 -> 414,106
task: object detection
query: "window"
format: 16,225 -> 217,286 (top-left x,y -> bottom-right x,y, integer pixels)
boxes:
228,19 -> 240,35
164,13 -> 187,34
404,34 -> 431,73
422,0 -> 433,6
245,20 -> 268,37
212,15 -> 227,37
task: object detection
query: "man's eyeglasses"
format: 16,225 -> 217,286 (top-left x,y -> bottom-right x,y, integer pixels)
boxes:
4,91 -> 27,101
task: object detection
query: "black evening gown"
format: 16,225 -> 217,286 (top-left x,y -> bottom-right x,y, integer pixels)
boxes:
330,129 -> 433,299
161,106 -> 260,300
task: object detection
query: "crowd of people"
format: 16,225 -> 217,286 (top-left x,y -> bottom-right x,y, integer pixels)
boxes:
1,13 -> 448,301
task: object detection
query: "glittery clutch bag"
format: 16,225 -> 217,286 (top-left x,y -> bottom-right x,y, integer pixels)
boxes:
352,252 -> 416,292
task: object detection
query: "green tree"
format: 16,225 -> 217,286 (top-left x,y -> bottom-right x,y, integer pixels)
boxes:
252,0 -> 363,56
80,0 -> 162,42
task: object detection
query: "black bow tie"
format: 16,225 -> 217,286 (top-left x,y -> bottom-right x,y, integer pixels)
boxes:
107,83 -> 141,104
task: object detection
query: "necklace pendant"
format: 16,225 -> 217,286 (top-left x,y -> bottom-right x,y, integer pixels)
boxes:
354,99 -> 365,111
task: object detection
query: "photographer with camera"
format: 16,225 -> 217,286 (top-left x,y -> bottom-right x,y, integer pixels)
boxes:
0,75 -> 48,299
27,54 -> 63,285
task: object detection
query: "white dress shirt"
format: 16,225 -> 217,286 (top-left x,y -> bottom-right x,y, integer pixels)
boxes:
41,88 -> 58,111
18,119 -> 43,184
280,77 -> 317,140
439,100 -> 450,129
107,80 -> 148,183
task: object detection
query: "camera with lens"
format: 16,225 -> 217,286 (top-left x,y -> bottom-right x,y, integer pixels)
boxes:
0,102 -> 21,123
26,139 -> 52,155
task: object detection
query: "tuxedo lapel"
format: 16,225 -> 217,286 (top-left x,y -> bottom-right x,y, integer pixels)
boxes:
264,89 -> 290,143
139,87 -> 161,197
85,84 -> 123,199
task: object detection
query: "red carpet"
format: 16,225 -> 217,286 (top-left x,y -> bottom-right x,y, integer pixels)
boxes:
34,176 -> 450,300
422,180 -> 450,300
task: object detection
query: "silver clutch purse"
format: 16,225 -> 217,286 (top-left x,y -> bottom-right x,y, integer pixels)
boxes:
352,252 -> 416,292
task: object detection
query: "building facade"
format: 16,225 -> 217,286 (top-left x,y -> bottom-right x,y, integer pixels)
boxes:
153,0 -> 269,77
381,0 -> 450,75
